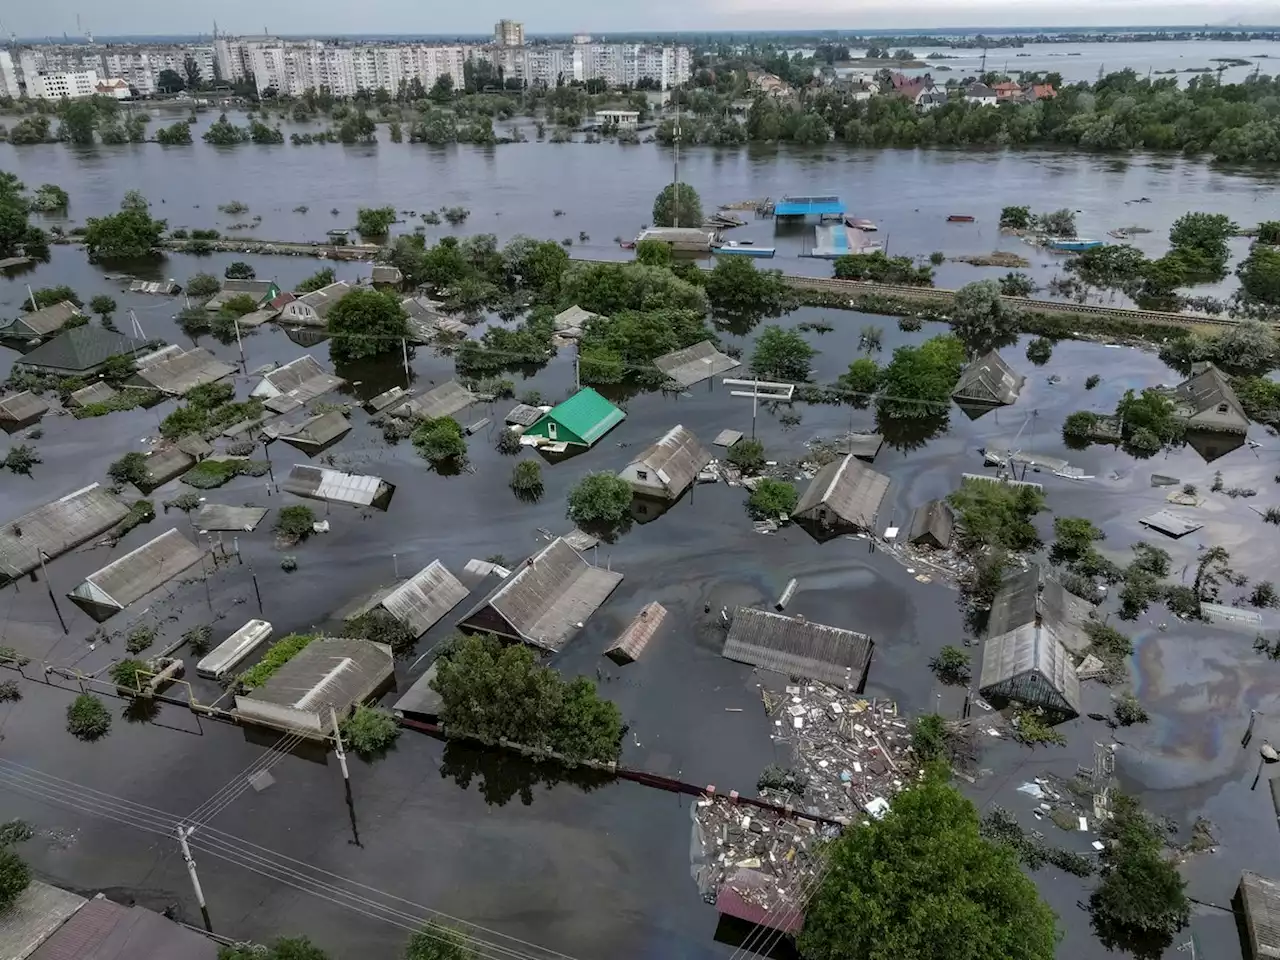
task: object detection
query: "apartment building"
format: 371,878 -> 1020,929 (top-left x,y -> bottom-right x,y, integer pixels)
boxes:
0,51 -> 21,98
28,70 -> 100,99
494,20 -> 525,47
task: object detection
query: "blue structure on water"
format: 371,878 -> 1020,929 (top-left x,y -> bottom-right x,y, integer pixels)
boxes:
772,195 -> 845,220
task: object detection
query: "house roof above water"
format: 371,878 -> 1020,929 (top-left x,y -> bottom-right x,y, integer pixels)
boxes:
15,326 -> 146,374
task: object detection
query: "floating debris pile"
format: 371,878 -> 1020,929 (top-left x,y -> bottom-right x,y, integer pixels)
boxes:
757,683 -> 912,822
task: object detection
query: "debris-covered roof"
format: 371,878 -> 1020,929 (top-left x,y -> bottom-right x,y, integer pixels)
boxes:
69,528 -> 205,621
15,326 -> 145,374
793,455 -> 890,530
343,560 -> 469,638
0,391 -> 50,424
457,537 -> 623,652
194,504 -> 268,532
622,425 -> 711,499
952,351 -> 1024,406
251,355 -> 345,403
235,637 -> 393,729
654,340 -> 741,388
0,484 -> 129,583
1240,871 -> 1280,960
131,346 -> 235,396
605,602 -> 668,665
722,607 -> 874,690
365,385 -> 413,413
907,499 -> 954,548
283,464 -> 394,510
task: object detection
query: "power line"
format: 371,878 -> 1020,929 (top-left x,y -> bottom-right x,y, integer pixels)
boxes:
0,758 -> 580,960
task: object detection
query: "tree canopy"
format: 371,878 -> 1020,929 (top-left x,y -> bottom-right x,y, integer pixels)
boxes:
877,335 -> 966,419
325,288 -> 408,362
83,193 -> 166,261
750,325 -> 817,381
703,257 -> 793,320
651,181 -> 704,228
952,279 -> 1020,357
566,473 -> 633,530
947,477 -> 1046,553
799,769 -> 1059,960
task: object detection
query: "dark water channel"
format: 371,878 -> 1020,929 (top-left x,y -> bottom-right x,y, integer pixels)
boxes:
1,142 -> 1279,958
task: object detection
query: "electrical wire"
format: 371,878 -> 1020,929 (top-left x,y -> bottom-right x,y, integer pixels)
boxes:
0,759 -> 579,960
185,728 -> 308,826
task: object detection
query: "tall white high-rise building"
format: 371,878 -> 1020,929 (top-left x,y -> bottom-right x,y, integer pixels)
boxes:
494,20 -> 524,48
29,70 -> 100,99
0,51 -> 21,98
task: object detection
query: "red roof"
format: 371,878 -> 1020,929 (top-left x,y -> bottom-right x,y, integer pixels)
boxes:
270,291 -> 296,309
716,870 -> 805,935
1032,84 -> 1057,99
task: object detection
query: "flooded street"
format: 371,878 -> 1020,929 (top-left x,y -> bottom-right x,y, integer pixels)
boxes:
2,134 -> 1280,958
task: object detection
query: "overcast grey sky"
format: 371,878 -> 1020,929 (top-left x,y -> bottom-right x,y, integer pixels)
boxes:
7,0 -> 1277,38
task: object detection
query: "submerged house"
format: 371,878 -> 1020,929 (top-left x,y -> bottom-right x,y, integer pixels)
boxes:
619,424 -> 710,501
129,345 -> 234,396
1238,871 -> 1280,960
0,300 -> 85,342
456,537 -> 623,652
552,305 -> 598,341
978,565 -> 1084,719
68,528 -> 205,621
391,380 -> 476,421
278,281 -> 352,326
654,340 -> 741,388
283,464 -> 395,510
793,455 -> 890,539
952,351 -> 1025,408
13,326 -> 147,376
0,391 -> 50,429
722,607 -> 874,691
251,355 -> 346,405
0,484 -> 129,584
339,559 -> 469,639
907,499 -> 955,549
265,410 -> 352,455
1171,363 -> 1249,435
205,279 -> 280,312
523,387 -> 626,451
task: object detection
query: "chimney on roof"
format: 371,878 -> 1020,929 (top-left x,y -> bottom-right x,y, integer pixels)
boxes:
795,614 -> 806,623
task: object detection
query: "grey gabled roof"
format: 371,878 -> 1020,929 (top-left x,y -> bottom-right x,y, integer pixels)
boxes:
294,281 -> 352,319
68,382 -> 118,408
236,637 -> 392,717
654,340 -> 741,387
251,355 -> 346,402
393,380 -> 476,421
69,528 -> 205,620
1,301 -> 83,338
625,424 -> 711,497
269,410 -> 351,452
0,391 -> 50,423
457,537 -> 623,652
1240,871 -> 1280,960
1174,362 -> 1249,430
194,504 -> 269,531
722,607 -> 873,690
793,455 -> 890,529
393,662 -> 443,720
0,484 -> 129,582
504,403 -> 544,427
131,346 -> 235,396
15,326 -> 145,373
0,880 -> 86,960
907,499 -> 954,547
952,351 -> 1024,405
140,445 -> 197,489
343,560 -> 469,638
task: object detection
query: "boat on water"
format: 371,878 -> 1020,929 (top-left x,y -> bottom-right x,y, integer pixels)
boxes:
845,217 -> 878,231
1045,238 -> 1105,252
947,215 -> 976,223
711,240 -> 776,259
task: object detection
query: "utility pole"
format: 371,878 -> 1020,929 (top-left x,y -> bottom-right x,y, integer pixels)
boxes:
26,284 -> 37,312
37,551 -> 67,635
401,337 -> 410,383
331,707 -> 361,847
672,98 -> 681,228
176,824 -> 213,931
233,316 -> 246,370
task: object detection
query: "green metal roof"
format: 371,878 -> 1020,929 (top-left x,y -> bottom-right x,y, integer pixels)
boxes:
15,326 -> 146,373
543,387 -> 626,445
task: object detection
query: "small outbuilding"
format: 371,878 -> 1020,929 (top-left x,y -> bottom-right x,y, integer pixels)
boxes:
13,326 -> 147,376
793,455 -> 890,537
340,559 -> 469,639
951,351 -> 1025,407
283,464 -> 395,510
194,504 -> 269,532
619,424 -> 711,501
0,301 -> 84,341
129,279 -> 181,295
138,444 -> 197,491
1139,510 -> 1203,539
907,499 -> 955,549
0,391 -> 50,428
129,345 -> 235,396
365,385 -> 414,414
456,537 -> 623,652
523,387 -> 625,451
68,528 -> 205,621
0,483 -> 129,584
67,382 -> 118,409
206,279 -> 280,312
605,601 -> 668,665
722,607 -> 874,691
978,566 -> 1082,718
393,662 -> 444,722
267,410 -> 352,455
234,637 -> 394,736
371,265 -> 403,286
391,380 -> 476,421
504,403 -> 545,429
553,305 -> 598,340
654,340 -> 741,388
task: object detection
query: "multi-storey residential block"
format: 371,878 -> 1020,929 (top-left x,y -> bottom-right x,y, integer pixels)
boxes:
494,20 -> 525,48
0,51 -> 21,98
28,70 -> 100,99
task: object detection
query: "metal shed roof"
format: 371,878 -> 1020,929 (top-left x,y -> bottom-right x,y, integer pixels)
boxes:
0,391 -> 50,424
1139,510 -> 1203,538
0,301 -> 83,338
531,388 -> 625,446
343,560 -> 468,638
0,484 -> 129,583
1241,871 -> 1280,960
393,662 -> 443,720
624,425 -> 710,498
504,403 -> 544,427
722,607 -> 873,690
69,529 -> 205,621
283,464 -> 394,509
194,504 -> 269,532
457,537 -> 623,652
773,195 -> 845,217
952,351 -> 1024,406
654,340 -> 741,388
131,346 -> 234,396
793,455 -> 890,530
